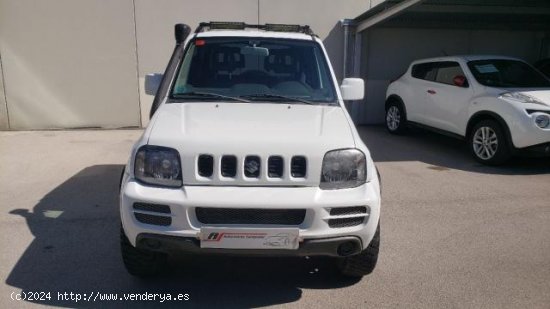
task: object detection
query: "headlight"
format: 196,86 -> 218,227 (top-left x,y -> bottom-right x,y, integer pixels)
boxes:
134,146 -> 182,187
535,113 -> 550,128
320,149 -> 366,190
499,92 -> 546,106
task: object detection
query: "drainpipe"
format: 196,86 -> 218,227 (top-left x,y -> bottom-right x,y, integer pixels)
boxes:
340,19 -> 357,78
340,19 -> 359,121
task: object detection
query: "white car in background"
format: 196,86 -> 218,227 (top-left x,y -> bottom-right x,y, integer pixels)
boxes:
385,55 -> 550,165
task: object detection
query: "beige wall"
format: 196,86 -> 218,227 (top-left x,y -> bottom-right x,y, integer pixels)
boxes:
0,0 -> 372,129
0,0 -> 141,129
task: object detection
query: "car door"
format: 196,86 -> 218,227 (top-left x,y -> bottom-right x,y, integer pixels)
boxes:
407,62 -> 438,123
424,61 -> 473,135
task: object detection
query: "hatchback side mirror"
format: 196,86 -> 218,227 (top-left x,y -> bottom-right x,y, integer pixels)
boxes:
340,78 -> 365,101
144,73 -> 163,95
453,75 -> 468,88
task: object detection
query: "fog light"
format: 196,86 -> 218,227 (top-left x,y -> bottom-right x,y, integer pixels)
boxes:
534,114 -> 550,128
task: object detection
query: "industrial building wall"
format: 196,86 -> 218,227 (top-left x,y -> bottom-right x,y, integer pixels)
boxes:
359,28 -> 550,124
0,0 -> 372,130
0,0 -> 141,130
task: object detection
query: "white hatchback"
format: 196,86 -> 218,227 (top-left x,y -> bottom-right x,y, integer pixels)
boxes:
386,55 -> 550,165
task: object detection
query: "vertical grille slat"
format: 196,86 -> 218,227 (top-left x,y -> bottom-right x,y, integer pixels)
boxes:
268,156 -> 284,178
221,155 -> 237,177
198,154 -> 214,177
291,156 -> 307,178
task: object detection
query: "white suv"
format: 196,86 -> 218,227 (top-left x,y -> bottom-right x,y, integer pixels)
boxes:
385,55 -> 550,165
119,22 -> 381,277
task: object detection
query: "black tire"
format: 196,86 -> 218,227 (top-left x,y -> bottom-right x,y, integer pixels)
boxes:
469,120 -> 511,165
385,100 -> 407,134
120,226 -> 166,277
338,223 -> 380,277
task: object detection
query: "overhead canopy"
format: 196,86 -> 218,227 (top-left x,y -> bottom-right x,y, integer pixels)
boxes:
355,0 -> 550,32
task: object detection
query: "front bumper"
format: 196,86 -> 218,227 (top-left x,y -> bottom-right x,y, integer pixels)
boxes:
120,177 -> 381,257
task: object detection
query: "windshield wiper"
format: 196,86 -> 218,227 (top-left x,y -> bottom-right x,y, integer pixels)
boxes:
240,94 -> 314,105
172,92 -> 250,103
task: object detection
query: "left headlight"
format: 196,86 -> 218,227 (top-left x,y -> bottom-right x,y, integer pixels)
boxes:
134,145 -> 182,188
320,149 -> 366,190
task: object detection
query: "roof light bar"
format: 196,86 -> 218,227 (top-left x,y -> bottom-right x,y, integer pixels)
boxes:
195,22 -> 316,36
208,21 -> 246,30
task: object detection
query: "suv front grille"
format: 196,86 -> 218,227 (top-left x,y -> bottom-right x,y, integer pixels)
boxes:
198,155 -> 214,177
268,156 -> 284,178
195,154 -> 307,180
291,156 -> 307,178
196,207 -> 306,225
133,202 -> 172,226
221,155 -> 237,177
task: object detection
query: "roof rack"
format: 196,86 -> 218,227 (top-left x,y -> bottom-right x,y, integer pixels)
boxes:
195,22 -> 316,37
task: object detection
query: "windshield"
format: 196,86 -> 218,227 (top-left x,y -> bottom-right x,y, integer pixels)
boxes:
170,37 -> 337,104
467,59 -> 550,88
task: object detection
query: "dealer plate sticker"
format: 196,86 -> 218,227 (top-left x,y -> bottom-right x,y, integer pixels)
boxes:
200,227 -> 299,250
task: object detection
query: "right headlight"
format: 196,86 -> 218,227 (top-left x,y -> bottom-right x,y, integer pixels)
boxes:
134,145 -> 182,187
320,149 -> 366,190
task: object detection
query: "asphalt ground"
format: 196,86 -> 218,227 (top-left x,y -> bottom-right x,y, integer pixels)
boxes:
1,126 -> 549,308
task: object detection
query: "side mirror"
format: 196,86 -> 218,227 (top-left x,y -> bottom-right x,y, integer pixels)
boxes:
144,73 -> 163,95
340,78 -> 365,101
453,75 -> 468,87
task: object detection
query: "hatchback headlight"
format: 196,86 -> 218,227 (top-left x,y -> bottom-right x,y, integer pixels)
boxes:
535,113 -> 550,128
320,149 -> 366,190
134,146 -> 182,187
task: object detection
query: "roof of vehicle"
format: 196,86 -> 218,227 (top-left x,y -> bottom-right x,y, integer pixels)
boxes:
195,30 -> 316,41
411,55 -> 524,65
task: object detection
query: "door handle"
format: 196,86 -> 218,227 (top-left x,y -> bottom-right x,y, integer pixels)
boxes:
427,89 -> 436,95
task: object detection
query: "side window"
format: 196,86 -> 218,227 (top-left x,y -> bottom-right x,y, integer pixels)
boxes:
435,62 -> 466,85
411,63 -> 437,81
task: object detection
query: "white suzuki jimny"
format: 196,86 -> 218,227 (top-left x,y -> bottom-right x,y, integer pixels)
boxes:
120,22 -> 381,278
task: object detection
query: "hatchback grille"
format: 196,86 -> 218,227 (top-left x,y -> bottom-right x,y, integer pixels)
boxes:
291,156 -> 307,178
221,155 -> 237,177
198,155 -> 214,177
268,156 -> 284,178
196,207 -> 306,225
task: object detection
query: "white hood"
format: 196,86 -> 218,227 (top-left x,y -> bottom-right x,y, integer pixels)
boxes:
520,90 -> 550,107
147,102 -> 356,186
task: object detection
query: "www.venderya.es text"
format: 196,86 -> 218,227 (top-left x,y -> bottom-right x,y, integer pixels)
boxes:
10,291 -> 190,303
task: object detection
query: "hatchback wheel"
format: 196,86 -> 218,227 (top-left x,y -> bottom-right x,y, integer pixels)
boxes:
470,120 -> 511,165
385,101 -> 406,134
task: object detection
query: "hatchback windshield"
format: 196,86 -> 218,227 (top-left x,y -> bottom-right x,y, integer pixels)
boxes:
170,37 -> 336,104
467,59 -> 550,88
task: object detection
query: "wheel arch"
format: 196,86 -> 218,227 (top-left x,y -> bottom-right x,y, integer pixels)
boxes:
385,94 -> 407,117
466,111 -> 515,150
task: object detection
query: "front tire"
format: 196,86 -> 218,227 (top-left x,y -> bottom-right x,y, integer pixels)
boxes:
120,226 -> 166,277
469,120 -> 511,165
338,223 -> 380,277
385,101 -> 407,134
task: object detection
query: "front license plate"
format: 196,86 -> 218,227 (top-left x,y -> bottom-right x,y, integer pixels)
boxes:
200,227 -> 299,250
